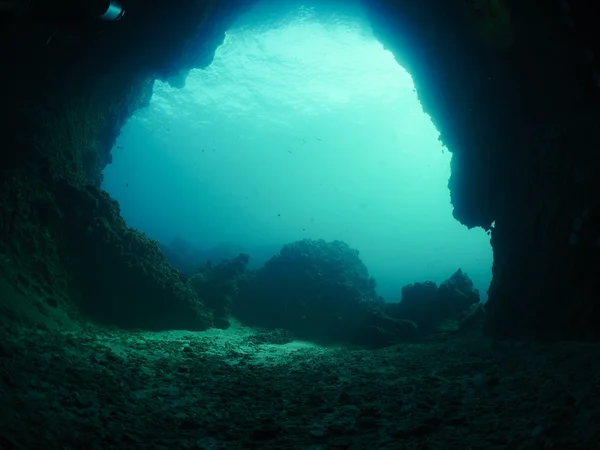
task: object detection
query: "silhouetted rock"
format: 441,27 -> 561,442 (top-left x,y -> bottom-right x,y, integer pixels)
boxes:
458,302 -> 486,333
58,184 -> 213,331
189,253 -> 250,329
385,269 -> 480,335
234,239 -> 413,347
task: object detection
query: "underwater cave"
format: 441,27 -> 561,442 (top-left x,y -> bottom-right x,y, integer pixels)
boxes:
1,0 -> 600,448
101,1 -> 493,303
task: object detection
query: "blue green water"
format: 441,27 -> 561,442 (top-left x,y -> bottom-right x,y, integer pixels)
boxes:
102,2 -> 492,302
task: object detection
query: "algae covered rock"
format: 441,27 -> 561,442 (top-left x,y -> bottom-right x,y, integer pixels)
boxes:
58,183 -> 213,331
385,269 -> 480,334
234,239 -> 394,345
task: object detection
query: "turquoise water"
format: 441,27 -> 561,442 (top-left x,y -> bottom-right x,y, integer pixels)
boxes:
102,2 -> 492,302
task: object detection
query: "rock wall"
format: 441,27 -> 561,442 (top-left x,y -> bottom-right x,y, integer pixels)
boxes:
1,0 -> 599,338
0,0 -> 252,330
366,0 -> 600,339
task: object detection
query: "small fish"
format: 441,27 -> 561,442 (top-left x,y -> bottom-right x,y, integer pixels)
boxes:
126,183 -> 129,187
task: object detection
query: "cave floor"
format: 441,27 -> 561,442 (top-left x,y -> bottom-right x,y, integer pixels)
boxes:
1,321 -> 599,449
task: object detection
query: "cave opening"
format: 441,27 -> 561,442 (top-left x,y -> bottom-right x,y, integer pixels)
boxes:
101,0 -> 493,302
6,0 -> 600,447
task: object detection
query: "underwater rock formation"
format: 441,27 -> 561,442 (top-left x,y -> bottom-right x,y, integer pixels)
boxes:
0,0 -> 599,342
2,1 -> 600,448
385,269 -> 480,335
0,0 -> 245,331
366,0 -> 600,339
234,239 -> 415,347
189,253 -> 250,329
58,183 -> 214,331
0,168 -> 213,330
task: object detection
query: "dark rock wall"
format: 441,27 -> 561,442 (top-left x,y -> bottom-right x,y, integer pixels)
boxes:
367,0 -> 600,339
0,0 -> 252,330
1,0 -> 599,338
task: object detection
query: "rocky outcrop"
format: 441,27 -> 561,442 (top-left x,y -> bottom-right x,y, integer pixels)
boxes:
0,0 -> 247,330
385,269 -> 481,334
234,239 -> 416,347
0,167 -> 213,331
56,183 -> 213,331
189,253 -> 250,329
